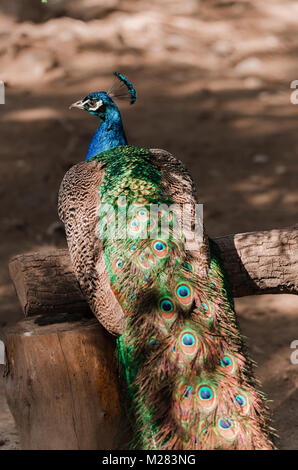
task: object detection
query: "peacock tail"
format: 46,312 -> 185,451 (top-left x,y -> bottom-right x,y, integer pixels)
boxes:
87,144 -> 275,450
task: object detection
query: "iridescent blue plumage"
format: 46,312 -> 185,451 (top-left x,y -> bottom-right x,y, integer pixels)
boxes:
85,93 -> 127,160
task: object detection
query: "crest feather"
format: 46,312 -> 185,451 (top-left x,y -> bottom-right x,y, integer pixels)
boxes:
108,72 -> 137,105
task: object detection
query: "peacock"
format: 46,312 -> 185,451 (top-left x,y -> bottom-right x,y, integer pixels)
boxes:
58,72 -> 275,450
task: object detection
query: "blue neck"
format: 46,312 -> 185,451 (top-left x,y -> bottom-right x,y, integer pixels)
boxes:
85,104 -> 127,160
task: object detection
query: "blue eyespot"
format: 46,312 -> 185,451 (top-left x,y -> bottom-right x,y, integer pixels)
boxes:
218,418 -> 233,430
183,263 -> 192,272
160,299 -> 174,312
154,241 -> 165,251
201,302 -> 209,312
183,386 -> 192,399
177,285 -> 190,298
116,259 -> 123,269
199,386 -> 213,401
129,219 -> 140,229
182,333 -> 195,347
220,356 -> 232,368
149,338 -> 158,345
235,394 -> 245,407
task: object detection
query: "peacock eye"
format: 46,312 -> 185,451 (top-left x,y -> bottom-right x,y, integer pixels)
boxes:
88,99 -> 96,107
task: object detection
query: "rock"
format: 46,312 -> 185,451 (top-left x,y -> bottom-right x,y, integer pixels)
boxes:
15,160 -> 27,169
263,35 -> 280,50
275,165 -> 286,175
243,77 -> 263,89
252,154 -> 269,164
213,40 -> 233,57
235,57 -> 262,75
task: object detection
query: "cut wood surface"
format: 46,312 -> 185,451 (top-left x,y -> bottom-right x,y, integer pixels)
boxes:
9,249 -> 91,317
8,225 -> 298,320
4,316 -> 123,450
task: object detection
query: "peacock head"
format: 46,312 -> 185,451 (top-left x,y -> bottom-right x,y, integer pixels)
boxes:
69,72 -> 137,118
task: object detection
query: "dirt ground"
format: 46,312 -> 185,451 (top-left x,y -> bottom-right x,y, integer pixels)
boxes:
0,0 -> 298,450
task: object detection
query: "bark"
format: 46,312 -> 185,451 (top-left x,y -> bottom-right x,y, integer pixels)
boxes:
214,225 -> 298,297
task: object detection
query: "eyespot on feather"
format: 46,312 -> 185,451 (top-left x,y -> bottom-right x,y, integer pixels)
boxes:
151,240 -> 168,258
234,391 -> 250,415
136,208 -> 149,221
178,330 -> 199,358
217,417 -> 238,441
112,258 -> 124,272
137,252 -> 150,270
219,354 -> 236,374
175,283 -> 193,305
159,298 -> 177,324
196,384 -> 216,411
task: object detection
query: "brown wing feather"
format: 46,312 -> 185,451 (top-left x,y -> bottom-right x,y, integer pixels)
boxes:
58,159 -> 125,335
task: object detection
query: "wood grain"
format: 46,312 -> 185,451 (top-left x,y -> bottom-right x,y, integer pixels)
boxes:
4,317 -> 124,450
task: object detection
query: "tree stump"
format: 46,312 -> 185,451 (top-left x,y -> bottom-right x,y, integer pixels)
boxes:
4,316 -> 123,450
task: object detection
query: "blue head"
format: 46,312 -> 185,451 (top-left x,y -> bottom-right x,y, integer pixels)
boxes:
70,72 -> 137,159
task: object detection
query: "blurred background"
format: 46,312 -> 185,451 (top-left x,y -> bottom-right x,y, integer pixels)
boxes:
0,0 -> 298,449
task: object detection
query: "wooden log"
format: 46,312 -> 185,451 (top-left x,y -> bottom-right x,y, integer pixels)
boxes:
8,225 -> 298,319
215,225 -> 298,297
4,316 -> 124,450
9,249 -> 91,317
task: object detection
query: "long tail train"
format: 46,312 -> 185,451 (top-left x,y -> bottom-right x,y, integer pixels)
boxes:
90,145 -> 275,450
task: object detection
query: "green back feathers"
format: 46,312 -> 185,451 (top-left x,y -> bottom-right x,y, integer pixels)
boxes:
89,145 -> 163,204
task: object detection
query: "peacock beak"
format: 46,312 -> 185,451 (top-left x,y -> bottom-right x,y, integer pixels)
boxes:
69,100 -> 85,110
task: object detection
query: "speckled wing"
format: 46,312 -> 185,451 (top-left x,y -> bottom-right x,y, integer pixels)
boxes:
58,159 -> 125,335
58,148 -> 209,336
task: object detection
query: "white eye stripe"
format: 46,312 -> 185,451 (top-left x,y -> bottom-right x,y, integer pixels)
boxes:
88,99 -> 103,111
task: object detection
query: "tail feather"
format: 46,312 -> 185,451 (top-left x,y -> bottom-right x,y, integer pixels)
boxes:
90,145 -> 275,450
